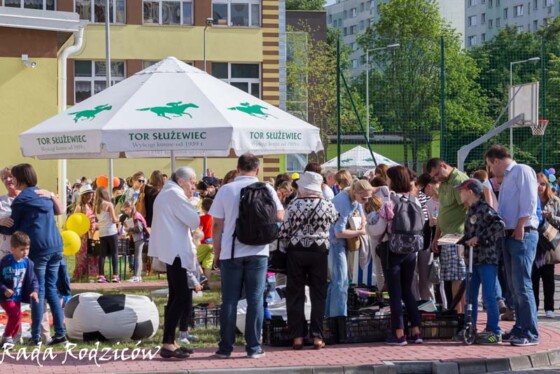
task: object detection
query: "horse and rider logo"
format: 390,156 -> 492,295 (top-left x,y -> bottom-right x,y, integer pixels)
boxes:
137,102 -> 199,120
341,158 -> 353,163
69,104 -> 112,123
229,102 -> 276,119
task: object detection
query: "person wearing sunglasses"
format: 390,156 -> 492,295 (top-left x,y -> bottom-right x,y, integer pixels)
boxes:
124,171 -> 145,206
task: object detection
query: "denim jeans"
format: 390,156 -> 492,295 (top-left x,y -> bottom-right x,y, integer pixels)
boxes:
503,232 -> 539,340
219,255 -> 267,356
471,264 -> 501,334
325,241 -> 348,317
30,251 -> 65,341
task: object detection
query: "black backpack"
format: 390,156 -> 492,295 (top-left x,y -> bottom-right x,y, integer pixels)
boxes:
233,182 -> 279,257
388,194 -> 424,255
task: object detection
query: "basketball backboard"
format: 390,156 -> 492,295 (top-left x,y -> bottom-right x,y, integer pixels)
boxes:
509,81 -> 539,127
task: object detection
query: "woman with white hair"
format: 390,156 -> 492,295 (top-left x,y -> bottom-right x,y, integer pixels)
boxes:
149,167 -> 202,359
280,172 -> 338,350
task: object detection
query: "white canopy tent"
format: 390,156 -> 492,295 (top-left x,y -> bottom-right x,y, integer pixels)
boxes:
321,146 -> 399,172
20,57 -> 323,160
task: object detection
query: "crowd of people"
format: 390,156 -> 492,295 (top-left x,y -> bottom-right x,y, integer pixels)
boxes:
0,144 -> 551,356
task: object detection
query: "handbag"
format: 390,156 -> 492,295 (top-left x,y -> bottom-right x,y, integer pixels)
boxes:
346,210 -> 362,252
541,220 -> 558,242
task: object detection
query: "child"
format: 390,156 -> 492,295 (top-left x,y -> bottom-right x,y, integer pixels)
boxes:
0,231 -> 38,347
197,198 -> 214,290
95,187 -> 120,283
455,178 -> 505,344
123,201 -> 147,282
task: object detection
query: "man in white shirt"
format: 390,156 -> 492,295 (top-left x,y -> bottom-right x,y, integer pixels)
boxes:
210,154 -> 284,359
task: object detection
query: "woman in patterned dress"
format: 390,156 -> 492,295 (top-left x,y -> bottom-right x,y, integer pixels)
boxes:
72,184 -> 98,280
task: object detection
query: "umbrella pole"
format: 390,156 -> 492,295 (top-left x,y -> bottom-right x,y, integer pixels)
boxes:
105,0 -> 114,199
171,150 -> 176,172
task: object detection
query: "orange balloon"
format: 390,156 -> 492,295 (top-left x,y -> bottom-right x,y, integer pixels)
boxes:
113,177 -> 120,188
96,175 -> 109,188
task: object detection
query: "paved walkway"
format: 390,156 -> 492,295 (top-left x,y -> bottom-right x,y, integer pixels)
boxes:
1,270 -> 560,373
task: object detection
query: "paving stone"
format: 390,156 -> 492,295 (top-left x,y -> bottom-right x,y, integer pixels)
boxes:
509,355 -> 533,371
392,361 -> 433,374
529,352 -> 551,368
458,360 -> 487,374
372,364 -> 397,374
432,361 -> 459,374
484,358 -> 510,372
313,366 -> 346,374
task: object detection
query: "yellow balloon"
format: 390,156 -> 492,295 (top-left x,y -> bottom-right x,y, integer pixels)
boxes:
66,213 -> 90,236
61,230 -> 81,256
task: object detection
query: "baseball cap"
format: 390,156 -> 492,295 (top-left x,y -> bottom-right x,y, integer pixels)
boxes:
454,178 -> 483,196
291,172 -> 300,180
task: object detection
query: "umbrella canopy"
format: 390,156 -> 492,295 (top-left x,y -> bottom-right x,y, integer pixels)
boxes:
20,57 -> 323,159
321,146 -> 399,172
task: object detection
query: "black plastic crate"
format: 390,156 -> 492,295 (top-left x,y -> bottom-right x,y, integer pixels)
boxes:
415,313 -> 464,340
263,316 -> 338,346
192,303 -> 220,328
338,313 -> 393,344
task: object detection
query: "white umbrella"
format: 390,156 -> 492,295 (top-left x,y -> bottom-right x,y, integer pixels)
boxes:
20,57 -> 323,159
321,146 -> 399,172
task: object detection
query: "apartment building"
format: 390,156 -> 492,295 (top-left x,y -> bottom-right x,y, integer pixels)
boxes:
0,0 -> 284,187
326,0 -> 465,78
465,0 -> 559,48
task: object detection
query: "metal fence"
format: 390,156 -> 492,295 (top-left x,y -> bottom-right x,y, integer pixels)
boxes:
326,30 -> 559,173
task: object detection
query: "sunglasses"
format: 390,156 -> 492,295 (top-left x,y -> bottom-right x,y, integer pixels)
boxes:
138,179 -> 146,183
539,182 -> 547,187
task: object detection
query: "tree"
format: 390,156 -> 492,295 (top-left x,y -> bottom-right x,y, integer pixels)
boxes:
357,0 -> 489,167
286,25 -> 363,160
286,0 -> 325,11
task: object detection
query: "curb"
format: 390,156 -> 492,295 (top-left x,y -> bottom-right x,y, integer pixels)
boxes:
173,348 -> 560,374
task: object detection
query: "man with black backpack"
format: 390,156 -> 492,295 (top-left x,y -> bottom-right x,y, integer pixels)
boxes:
210,153 -> 284,359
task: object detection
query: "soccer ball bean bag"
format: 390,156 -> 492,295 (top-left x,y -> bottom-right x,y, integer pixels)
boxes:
64,292 -> 159,341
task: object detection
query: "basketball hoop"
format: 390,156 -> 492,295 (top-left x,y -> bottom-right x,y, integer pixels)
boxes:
531,119 -> 549,136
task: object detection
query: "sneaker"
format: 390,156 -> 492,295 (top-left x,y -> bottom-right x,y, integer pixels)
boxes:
247,348 -> 266,358
385,335 -> 407,346
475,331 -> 502,345
112,275 -> 120,283
213,351 -> 231,359
502,330 -> 517,342
1,336 -> 14,348
455,328 -> 476,341
97,275 -> 107,283
185,332 -> 197,341
178,331 -> 190,344
498,299 -> 507,314
511,337 -> 539,347
546,310 -> 555,318
127,276 -> 141,283
48,335 -> 68,346
410,334 -> 423,344
27,339 -> 41,347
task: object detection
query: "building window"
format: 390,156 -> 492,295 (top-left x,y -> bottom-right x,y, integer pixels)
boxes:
503,7 -> 508,18
481,13 -> 486,24
350,7 -> 357,17
3,0 -> 54,10
489,0 -> 493,7
468,35 -> 478,47
481,33 -> 486,42
143,1 -> 193,25
469,0 -> 478,6
496,17 -> 501,27
211,63 -> 260,98
488,18 -> 493,28
468,15 -> 478,26
74,60 -> 125,103
359,20 -> 364,30
496,0 -> 500,6
351,59 -> 358,68
328,14 -> 332,24
514,4 -> 524,16
533,19 -> 538,30
343,27 -> 347,36
76,0 -> 126,23
343,10 -> 347,19
349,25 -> 356,34
360,2 -> 364,12
546,0 -> 553,7
534,0 -> 538,8
517,25 -> 524,31
543,17 -> 549,25
211,0 -> 260,26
